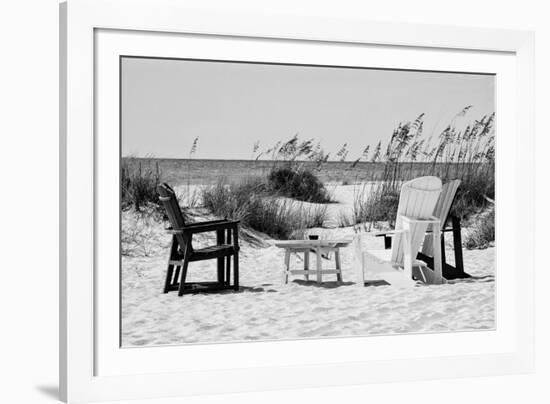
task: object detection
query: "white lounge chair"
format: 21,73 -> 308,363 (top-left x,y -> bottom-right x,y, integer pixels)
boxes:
376,179 -> 469,279
353,176 -> 446,287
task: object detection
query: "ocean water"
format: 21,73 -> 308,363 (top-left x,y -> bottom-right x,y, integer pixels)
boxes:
121,158 -> 466,186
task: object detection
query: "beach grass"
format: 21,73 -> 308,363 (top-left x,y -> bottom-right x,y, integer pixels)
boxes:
121,157 -> 162,212
201,176 -> 329,239
350,110 -> 495,237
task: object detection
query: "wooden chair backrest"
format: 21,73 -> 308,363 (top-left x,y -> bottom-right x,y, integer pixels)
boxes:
391,176 -> 442,265
421,179 -> 461,256
157,183 -> 191,252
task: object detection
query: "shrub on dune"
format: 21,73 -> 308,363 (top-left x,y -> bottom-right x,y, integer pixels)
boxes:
201,177 -> 328,240
267,167 -> 331,203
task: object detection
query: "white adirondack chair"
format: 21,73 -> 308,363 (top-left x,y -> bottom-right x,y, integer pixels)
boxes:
353,176 -> 446,287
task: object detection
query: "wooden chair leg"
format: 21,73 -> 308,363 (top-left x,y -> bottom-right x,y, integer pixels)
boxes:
226,230 -> 232,286
452,215 -> 465,275
216,230 -> 225,284
177,255 -> 190,296
163,236 -> 179,293
233,251 -> 239,291
173,266 -> 181,286
163,265 -> 175,294
233,227 -> 239,291
432,221 -> 443,284
440,232 -> 447,270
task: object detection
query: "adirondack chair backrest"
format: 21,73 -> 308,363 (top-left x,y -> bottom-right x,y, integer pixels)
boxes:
420,179 -> 461,256
157,183 -> 191,252
391,176 -> 442,265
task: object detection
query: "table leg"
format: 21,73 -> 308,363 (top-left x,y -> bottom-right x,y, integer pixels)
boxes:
316,247 -> 323,284
335,249 -> 342,282
304,250 -> 310,281
283,248 -> 290,284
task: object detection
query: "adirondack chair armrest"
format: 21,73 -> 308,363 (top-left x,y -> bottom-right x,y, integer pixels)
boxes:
400,215 -> 441,226
185,220 -> 240,234
165,220 -> 240,234
183,219 -> 232,227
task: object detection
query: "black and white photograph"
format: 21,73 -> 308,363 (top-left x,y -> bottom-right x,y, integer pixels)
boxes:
120,57 -> 495,347
5,0 -> 549,402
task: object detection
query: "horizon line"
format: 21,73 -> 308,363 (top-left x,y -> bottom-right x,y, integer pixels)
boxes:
121,156 -> 489,164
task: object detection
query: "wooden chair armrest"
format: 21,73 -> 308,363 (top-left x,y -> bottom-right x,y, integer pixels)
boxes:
183,219 -> 237,227
165,220 -> 240,234
186,220 -> 240,234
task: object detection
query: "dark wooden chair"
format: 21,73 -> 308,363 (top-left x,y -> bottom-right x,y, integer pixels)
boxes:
376,179 -> 470,280
157,183 -> 240,295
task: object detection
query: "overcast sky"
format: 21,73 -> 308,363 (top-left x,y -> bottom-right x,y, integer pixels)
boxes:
121,57 -> 494,160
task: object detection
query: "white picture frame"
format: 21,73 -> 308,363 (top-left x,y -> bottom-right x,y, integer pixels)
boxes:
60,0 -> 535,402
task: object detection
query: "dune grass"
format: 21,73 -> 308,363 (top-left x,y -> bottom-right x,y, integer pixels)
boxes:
121,157 -> 162,212
350,110 -> 495,235
201,177 -> 328,240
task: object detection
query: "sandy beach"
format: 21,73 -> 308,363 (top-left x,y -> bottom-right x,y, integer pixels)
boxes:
121,184 -> 495,347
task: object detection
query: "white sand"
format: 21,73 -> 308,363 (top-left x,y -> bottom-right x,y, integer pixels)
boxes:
121,185 -> 495,346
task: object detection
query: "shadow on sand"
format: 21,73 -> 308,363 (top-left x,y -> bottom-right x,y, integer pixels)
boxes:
447,274 -> 495,284
291,279 -> 355,288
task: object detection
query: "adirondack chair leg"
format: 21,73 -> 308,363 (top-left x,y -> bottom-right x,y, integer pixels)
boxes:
432,221 -> 444,284
383,235 -> 392,249
440,232 -> 447,270
216,229 -> 225,285
163,265 -> 175,293
177,254 -> 190,296
163,236 -> 179,293
452,215 -> 466,276
173,266 -> 181,286
225,229 -> 232,286
233,251 -> 239,291
402,224 -> 413,281
233,228 -> 239,291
